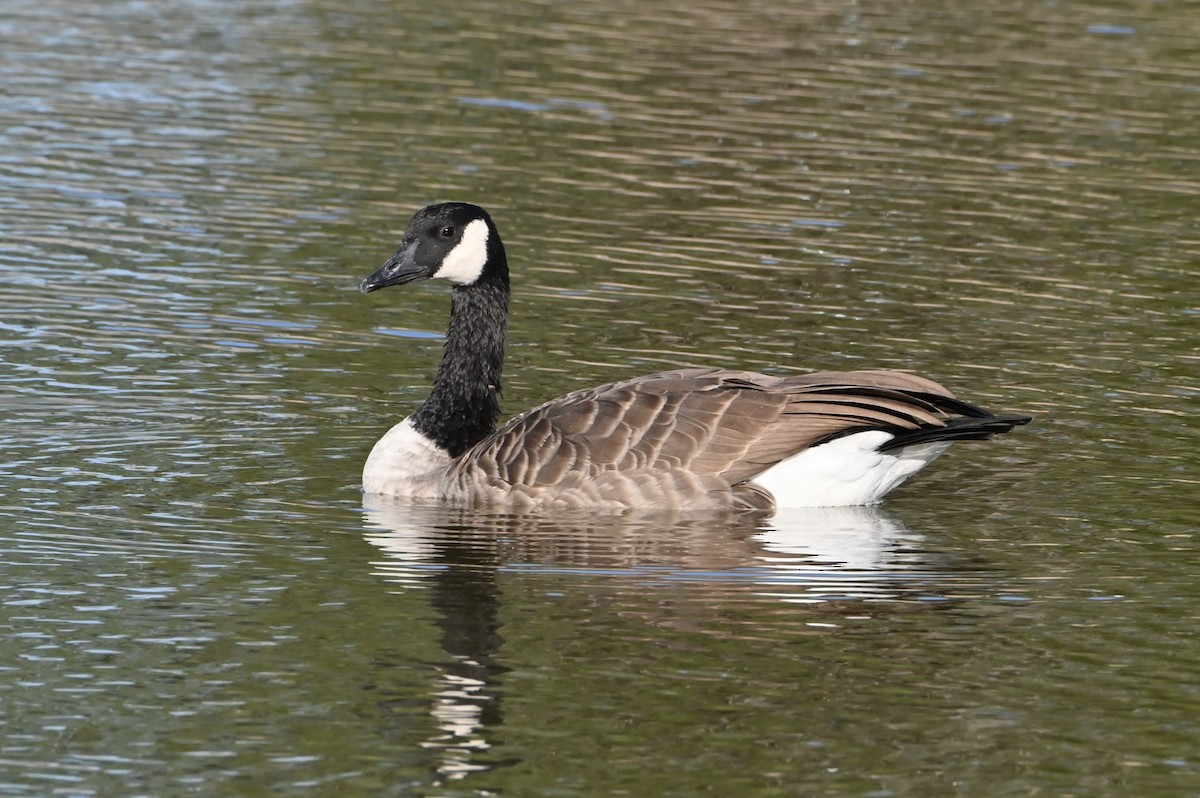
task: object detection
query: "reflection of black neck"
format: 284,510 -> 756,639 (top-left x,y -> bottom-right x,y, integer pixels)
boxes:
410,262 -> 510,458
432,541 -> 506,678
427,532 -> 511,772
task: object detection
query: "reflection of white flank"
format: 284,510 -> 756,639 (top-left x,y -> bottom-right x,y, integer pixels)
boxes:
744,506 -> 921,600
756,505 -> 921,569
748,506 -> 926,603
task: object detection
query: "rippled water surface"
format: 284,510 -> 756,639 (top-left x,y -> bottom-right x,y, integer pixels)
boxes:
2,0 -> 1198,794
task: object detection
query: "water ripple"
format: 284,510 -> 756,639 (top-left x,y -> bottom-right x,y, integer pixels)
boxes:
1,0 -> 1197,793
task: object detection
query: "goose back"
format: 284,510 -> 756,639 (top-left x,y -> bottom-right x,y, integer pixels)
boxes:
440,367 -> 1014,512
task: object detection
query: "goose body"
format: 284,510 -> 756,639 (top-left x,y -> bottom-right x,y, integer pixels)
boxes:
360,203 -> 1030,513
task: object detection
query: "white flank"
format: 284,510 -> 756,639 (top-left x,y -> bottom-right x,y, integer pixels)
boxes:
362,417 -> 452,496
433,218 -> 490,285
752,430 -> 951,508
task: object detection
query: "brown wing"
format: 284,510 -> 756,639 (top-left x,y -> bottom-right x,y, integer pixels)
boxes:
451,367 -> 989,490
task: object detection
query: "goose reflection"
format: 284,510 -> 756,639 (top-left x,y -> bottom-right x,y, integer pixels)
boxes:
359,499 -> 973,783
363,498 -> 949,603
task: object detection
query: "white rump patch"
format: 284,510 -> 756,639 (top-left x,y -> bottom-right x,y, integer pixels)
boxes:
433,218 -> 490,285
752,430 -> 951,508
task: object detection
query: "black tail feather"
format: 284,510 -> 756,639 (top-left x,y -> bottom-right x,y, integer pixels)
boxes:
878,413 -> 1033,452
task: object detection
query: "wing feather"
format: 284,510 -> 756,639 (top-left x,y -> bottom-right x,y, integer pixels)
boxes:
450,368 -> 998,497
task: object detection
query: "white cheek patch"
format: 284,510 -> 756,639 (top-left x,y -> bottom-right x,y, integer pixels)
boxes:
433,218 -> 490,285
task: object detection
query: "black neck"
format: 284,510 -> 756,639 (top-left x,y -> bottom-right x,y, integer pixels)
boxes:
410,268 -> 510,457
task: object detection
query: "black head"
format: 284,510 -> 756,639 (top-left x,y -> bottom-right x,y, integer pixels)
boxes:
359,202 -> 505,293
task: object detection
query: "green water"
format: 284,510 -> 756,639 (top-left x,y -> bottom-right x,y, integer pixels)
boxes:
2,0 -> 1198,795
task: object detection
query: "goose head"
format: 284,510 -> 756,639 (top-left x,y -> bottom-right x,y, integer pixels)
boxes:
359,202 -> 506,293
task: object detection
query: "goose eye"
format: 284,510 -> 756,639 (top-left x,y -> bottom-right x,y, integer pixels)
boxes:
439,225 -> 455,238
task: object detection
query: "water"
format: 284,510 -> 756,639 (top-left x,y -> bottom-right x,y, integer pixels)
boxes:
2,0 -> 1198,794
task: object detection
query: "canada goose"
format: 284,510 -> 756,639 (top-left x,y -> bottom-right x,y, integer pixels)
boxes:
359,202 -> 1031,512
